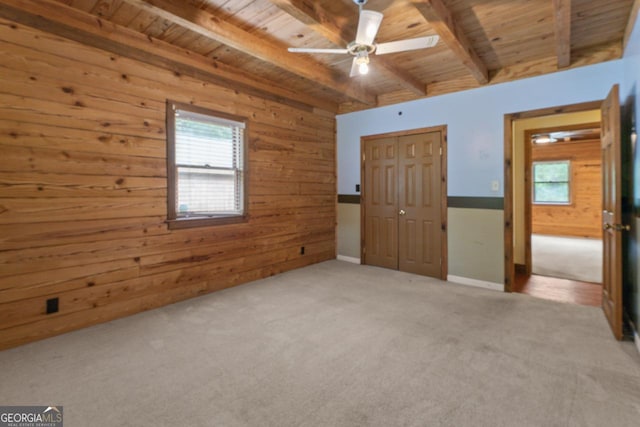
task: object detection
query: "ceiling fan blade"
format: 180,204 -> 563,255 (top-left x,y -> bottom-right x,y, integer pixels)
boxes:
349,57 -> 359,77
375,35 -> 439,55
355,10 -> 384,46
288,47 -> 349,54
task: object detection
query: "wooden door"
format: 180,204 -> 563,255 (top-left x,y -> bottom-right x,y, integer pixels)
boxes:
362,129 -> 446,279
601,84 -> 623,340
398,132 -> 442,276
363,137 -> 398,270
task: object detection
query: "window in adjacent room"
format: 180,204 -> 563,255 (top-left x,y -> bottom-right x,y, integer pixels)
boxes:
532,160 -> 571,204
166,101 -> 247,229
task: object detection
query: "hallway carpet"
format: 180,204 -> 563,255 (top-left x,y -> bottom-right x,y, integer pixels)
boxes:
0,261 -> 638,426
532,234 -> 602,283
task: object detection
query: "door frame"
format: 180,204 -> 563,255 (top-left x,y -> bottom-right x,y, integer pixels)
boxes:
503,101 -> 602,291
360,125 -> 448,280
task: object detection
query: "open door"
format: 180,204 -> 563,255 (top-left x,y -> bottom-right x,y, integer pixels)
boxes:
601,84 -> 625,339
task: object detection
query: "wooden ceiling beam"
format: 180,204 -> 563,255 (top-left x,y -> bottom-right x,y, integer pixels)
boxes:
414,0 -> 489,85
623,0 -> 640,52
0,0 -> 339,113
270,0 -> 352,47
552,0 -> 571,68
121,0 -> 375,105
340,40 -> 622,113
271,0 -> 427,96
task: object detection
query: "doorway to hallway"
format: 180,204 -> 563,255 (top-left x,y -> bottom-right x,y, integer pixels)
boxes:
504,101 -> 606,309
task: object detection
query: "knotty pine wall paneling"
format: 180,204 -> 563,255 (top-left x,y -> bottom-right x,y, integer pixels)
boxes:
0,18 -> 336,349
531,140 -> 602,238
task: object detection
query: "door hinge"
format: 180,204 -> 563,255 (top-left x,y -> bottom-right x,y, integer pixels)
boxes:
363,247 -> 366,255
439,146 -> 443,156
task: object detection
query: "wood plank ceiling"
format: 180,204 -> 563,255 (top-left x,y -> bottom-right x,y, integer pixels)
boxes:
3,0 -> 636,113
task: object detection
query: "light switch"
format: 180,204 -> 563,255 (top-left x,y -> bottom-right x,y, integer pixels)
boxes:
491,180 -> 500,192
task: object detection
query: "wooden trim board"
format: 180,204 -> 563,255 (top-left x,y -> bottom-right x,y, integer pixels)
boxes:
341,196 -> 505,209
447,197 -> 504,210
337,195 -> 361,204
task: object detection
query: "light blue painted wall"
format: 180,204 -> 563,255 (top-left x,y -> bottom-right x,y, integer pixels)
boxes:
337,61 -> 624,196
337,58 -> 626,284
622,17 -> 640,329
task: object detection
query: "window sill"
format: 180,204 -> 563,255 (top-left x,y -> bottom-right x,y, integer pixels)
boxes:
532,202 -> 572,206
166,215 -> 247,230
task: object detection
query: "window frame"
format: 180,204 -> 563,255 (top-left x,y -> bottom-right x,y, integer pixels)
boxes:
532,159 -> 572,206
166,100 -> 248,230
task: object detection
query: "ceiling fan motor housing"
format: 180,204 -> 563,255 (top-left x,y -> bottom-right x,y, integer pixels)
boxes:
347,41 -> 376,56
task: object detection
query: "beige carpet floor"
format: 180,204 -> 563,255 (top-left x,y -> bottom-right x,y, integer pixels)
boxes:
1,260 -> 639,426
532,234 -> 603,283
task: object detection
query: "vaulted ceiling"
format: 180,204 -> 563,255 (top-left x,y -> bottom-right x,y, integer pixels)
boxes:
3,0 -> 638,113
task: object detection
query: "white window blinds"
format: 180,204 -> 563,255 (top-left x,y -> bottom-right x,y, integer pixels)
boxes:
174,108 -> 245,217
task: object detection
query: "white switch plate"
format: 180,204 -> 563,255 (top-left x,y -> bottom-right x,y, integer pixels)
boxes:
491,180 -> 500,192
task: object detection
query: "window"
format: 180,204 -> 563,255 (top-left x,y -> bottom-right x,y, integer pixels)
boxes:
532,160 -> 571,204
166,101 -> 247,229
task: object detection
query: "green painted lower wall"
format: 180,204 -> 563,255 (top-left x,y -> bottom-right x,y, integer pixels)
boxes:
337,203 -> 361,259
447,208 -> 505,284
336,203 -> 505,284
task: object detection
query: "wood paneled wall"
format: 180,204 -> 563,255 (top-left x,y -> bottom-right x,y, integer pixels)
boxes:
531,140 -> 602,238
0,18 -> 336,350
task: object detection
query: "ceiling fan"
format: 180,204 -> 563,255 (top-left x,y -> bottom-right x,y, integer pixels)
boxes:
287,0 -> 439,77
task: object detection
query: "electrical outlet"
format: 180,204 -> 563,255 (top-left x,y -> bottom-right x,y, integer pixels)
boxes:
46,297 -> 59,314
491,180 -> 500,192
355,184 -> 360,192
300,246 -> 305,255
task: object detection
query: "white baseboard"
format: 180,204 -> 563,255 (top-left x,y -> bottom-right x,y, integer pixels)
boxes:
447,275 -> 504,292
635,331 -> 640,356
336,255 -> 361,264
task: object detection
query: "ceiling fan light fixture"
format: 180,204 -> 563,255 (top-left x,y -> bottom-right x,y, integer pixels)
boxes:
355,50 -> 370,75
533,135 -> 558,144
